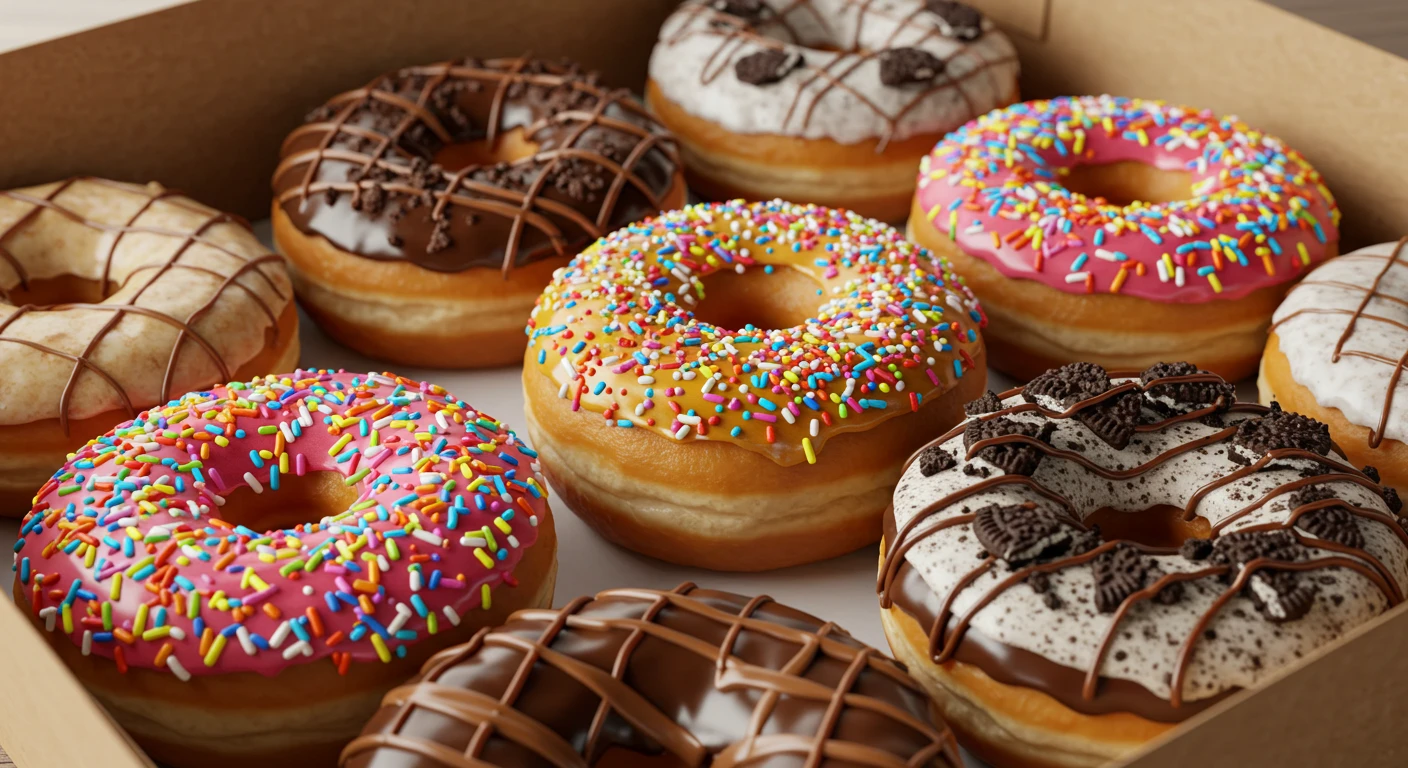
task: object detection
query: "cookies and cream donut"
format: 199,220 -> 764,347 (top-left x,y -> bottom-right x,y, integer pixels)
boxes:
342,583 -> 963,768
273,56 -> 685,369
909,95 -> 1341,380
647,0 -> 1019,221
523,200 -> 987,571
12,370 -> 557,768
0,177 -> 299,516
1262,238 -> 1408,493
878,361 -> 1406,768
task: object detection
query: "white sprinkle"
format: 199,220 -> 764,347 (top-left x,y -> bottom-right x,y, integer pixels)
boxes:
637,376 -> 655,385
167,656 -> 191,681
41,607 -> 57,632
412,529 -> 444,547
279,421 -> 296,443
82,630 -> 93,656
673,424 -> 692,440
270,620 -> 292,649
243,473 -> 264,494
443,605 -> 462,627
282,640 -> 312,660
168,626 -> 187,641
237,626 -> 257,656
810,419 -> 820,437
1065,272 -> 1090,283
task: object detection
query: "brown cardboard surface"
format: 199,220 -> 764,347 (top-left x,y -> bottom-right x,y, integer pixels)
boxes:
1,0 -> 1408,766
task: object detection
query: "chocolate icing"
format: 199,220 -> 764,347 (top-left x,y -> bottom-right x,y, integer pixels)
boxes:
341,584 -> 961,768
878,367 -> 1408,721
273,57 -> 680,274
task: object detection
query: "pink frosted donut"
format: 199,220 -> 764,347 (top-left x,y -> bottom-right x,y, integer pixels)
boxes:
11,369 -> 557,768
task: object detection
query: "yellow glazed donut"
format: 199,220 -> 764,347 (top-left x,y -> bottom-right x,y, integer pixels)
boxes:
523,200 -> 987,571
0,177 -> 299,516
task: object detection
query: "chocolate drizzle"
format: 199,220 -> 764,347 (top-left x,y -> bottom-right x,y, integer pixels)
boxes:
341,584 -> 961,768
879,363 -> 1408,719
274,57 -> 680,274
0,177 -> 292,433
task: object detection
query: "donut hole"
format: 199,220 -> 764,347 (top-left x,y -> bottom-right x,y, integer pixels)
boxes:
432,126 -> 541,173
3,274 -> 107,307
1084,505 -> 1211,549
691,266 -> 823,333
1059,161 -> 1193,207
215,471 -> 360,533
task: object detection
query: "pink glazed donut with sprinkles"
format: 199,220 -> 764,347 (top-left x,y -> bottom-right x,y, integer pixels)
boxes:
11,369 -> 557,768
907,94 -> 1340,381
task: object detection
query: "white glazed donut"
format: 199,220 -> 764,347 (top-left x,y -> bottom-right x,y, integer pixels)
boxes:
645,0 -> 1019,221
1262,239 -> 1408,493
878,361 -> 1408,768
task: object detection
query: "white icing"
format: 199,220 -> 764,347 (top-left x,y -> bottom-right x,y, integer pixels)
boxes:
892,383 -> 1408,704
1272,241 -> 1408,444
648,0 -> 1019,144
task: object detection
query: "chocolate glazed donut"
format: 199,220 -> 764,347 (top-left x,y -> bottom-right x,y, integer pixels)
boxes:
272,56 -> 686,368
341,584 -> 962,768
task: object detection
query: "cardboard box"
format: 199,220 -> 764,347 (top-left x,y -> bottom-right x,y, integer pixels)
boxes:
2,1 -> 1407,766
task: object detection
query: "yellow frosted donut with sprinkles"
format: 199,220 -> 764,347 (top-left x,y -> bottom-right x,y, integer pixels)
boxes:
523,199 -> 986,571
11,369 -> 557,768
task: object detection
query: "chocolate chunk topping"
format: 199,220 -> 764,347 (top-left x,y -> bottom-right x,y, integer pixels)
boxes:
710,0 -> 768,23
878,47 -> 946,86
1362,465 -> 1382,484
1140,361 -> 1235,415
1208,530 -> 1316,622
1091,545 -> 1181,613
1229,404 -> 1332,464
917,447 -> 956,477
735,49 -> 803,85
964,390 -> 1004,415
926,0 -> 984,40
1024,362 -> 1111,409
1078,392 -> 1142,450
963,417 -> 1055,476
972,503 -> 1075,565
1180,537 -> 1214,561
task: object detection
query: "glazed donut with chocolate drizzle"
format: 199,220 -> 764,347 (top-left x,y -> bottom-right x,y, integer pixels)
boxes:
1262,238 -> 1408,494
0,178 -> 299,516
272,57 -> 685,368
877,361 -> 1407,768
341,583 -> 962,768
647,0 -> 1018,221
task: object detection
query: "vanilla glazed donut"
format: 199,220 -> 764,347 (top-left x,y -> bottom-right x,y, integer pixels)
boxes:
876,361 -> 1406,768
273,56 -> 685,369
0,178 -> 299,516
909,95 -> 1341,381
342,584 -> 962,768
647,0 -> 1018,222
1262,238 -> 1408,494
11,370 -> 557,768
523,200 -> 986,571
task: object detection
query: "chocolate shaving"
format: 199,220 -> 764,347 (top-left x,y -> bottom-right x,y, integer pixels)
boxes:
1091,544 -> 1181,613
878,47 -> 946,86
925,0 -> 984,40
1140,361 -> 1235,415
917,447 -> 957,477
1024,362 -> 1111,410
963,417 -> 1055,476
1228,403 -> 1332,465
972,503 -> 1075,565
964,390 -> 1003,415
735,49 -> 803,85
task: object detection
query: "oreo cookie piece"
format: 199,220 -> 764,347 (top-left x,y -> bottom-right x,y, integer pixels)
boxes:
964,390 -> 1004,415
1180,537 -> 1214,561
1362,465 -> 1382,484
1289,485 -> 1364,549
1384,487 -> 1403,515
1091,544 -> 1182,613
926,0 -> 984,40
963,417 -> 1055,476
1078,391 -> 1142,450
1246,570 -> 1319,622
972,503 -> 1075,565
1068,525 -> 1103,556
1140,361 -> 1235,416
917,446 -> 956,477
735,49 -> 803,85
710,0 -> 768,23
1208,530 -> 1316,622
878,47 -> 945,86
1228,403 -> 1332,465
1023,362 -> 1111,410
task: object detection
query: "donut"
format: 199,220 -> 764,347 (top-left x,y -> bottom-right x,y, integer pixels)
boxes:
272,56 -> 686,369
646,0 -> 1018,222
11,369 -> 557,768
341,583 -> 963,768
908,95 -> 1341,381
1262,239 -> 1408,495
877,361 -> 1407,768
523,199 -> 987,571
0,177 -> 299,516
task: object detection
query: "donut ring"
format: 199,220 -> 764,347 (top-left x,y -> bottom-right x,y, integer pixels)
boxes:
879,362 -> 1406,767
13,369 -> 557,768
909,95 -> 1341,380
523,200 -> 986,571
0,178 -> 299,516
647,0 -> 1019,221
273,56 -> 685,369
342,584 -> 963,768
1263,238 -> 1408,493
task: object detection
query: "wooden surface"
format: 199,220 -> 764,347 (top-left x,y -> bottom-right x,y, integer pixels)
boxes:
0,0 -> 1406,767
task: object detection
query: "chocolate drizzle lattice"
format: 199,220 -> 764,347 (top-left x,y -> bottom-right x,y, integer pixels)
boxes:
274,57 -> 681,275
0,177 -> 292,432
342,584 -> 960,768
